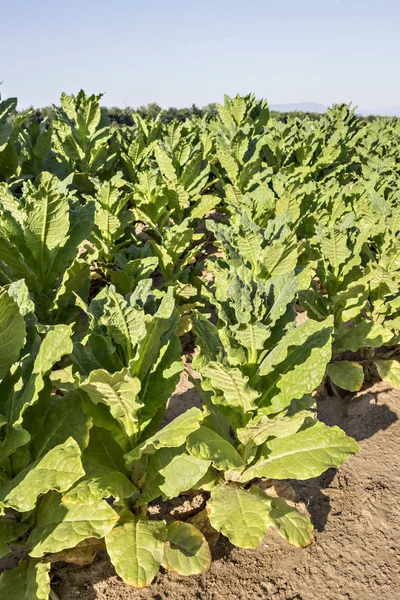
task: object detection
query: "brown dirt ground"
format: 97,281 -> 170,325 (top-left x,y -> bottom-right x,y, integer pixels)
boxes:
51,378 -> 400,600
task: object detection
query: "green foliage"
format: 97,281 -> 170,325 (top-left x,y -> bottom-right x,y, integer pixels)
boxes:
0,90 -> 398,595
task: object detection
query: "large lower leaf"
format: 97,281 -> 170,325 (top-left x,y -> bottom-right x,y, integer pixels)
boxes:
31,392 -> 92,459
162,521 -> 211,576
326,361 -> 364,392
333,321 -> 394,353
240,422 -> 359,481
376,360 -> 400,387
0,438 -> 84,512
29,492 -> 119,557
268,496 -> 313,548
207,484 -> 272,548
106,519 -> 167,588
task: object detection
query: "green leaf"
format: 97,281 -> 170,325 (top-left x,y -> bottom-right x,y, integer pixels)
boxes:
376,360 -> 400,387
80,369 -> 142,440
103,289 -> 147,363
125,407 -> 204,463
202,362 -> 259,415
158,450 -> 211,499
136,446 -> 210,505
0,559 -> 50,600
333,321 -> 394,353
63,464 -> 137,507
0,288 -> 26,380
240,422 -> 359,482
320,227 -> 351,271
187,426 -> 245,471
326,361 -> 364,392
0,518 -> 28,558
268,497 -> 313,548
259,317 -> 333,412
0,438 -> 84,512
130,287 -> 179,380
191,313 -> 225,371
29,492 -> 119,558
11,324 -> 74,426
162,521 -> 211,575
236,411 -> 311,447
31,392 -> 92,459
208,484 -> 272,548
106,519 -> 167,588
24,178 -> 70,277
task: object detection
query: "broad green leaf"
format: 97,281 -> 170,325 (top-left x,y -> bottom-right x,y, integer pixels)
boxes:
106,519 -> 167,588
125,407 -> 204,463
0,559 -> 50,600
0,288 -> 26,380
333,321 -> 394,353
136,334 -> 183,431
237,411 -> 311,446
191,313 -> 225,371
208,484 -> 272,548
31,392 -> 92,459
24,178 -> 70,276
162,521 -> 211,575
320,227 -> 351,271
376,360 -> 400,387
326,361 -> 364,392
259,317 -> 333,411
103,289 -> 146,363
0,438 -> 84,512
158,450 -> 211,499
268,496 -> 313,548
130,287 -> 179,380
136,446 -> 210,505
266,273 -> 299,328
240,422 -> 359,481
202,362 -> 259,414
80,369 -> 142,440
63,464 -> 137,507
187,426 -> 245,471
82,424 -> 128,472
233,323 -> 270,354
11,324 -> 74,426
29,492 -> 119,558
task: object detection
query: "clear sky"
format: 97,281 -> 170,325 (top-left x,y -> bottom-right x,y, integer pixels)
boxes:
1,0 -> 399,110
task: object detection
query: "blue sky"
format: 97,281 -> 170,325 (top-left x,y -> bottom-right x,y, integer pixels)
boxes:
1,0 -> 399,110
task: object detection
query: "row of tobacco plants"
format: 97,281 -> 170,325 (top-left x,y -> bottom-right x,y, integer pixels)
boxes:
0,91 -> 398,596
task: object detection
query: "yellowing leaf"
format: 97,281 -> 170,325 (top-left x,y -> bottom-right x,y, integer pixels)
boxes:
327,361 -> 364,392
162,522 -> 211,575
106,519 -> 167,588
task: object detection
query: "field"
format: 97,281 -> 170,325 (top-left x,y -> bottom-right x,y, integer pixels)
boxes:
0,92 -> 399,599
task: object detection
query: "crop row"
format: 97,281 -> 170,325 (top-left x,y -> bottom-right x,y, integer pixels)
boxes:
0,92 -> 398,596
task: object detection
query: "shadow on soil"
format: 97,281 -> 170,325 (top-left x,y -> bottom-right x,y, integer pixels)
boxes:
317,385 -> 398,442
293,384 -> 399,533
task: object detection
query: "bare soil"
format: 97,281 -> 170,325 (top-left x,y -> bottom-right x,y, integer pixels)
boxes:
51,379 -> 400,600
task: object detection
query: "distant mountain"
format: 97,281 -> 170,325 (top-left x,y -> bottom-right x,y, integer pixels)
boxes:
270,102 -> 328,114
269,101 -> 400,117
